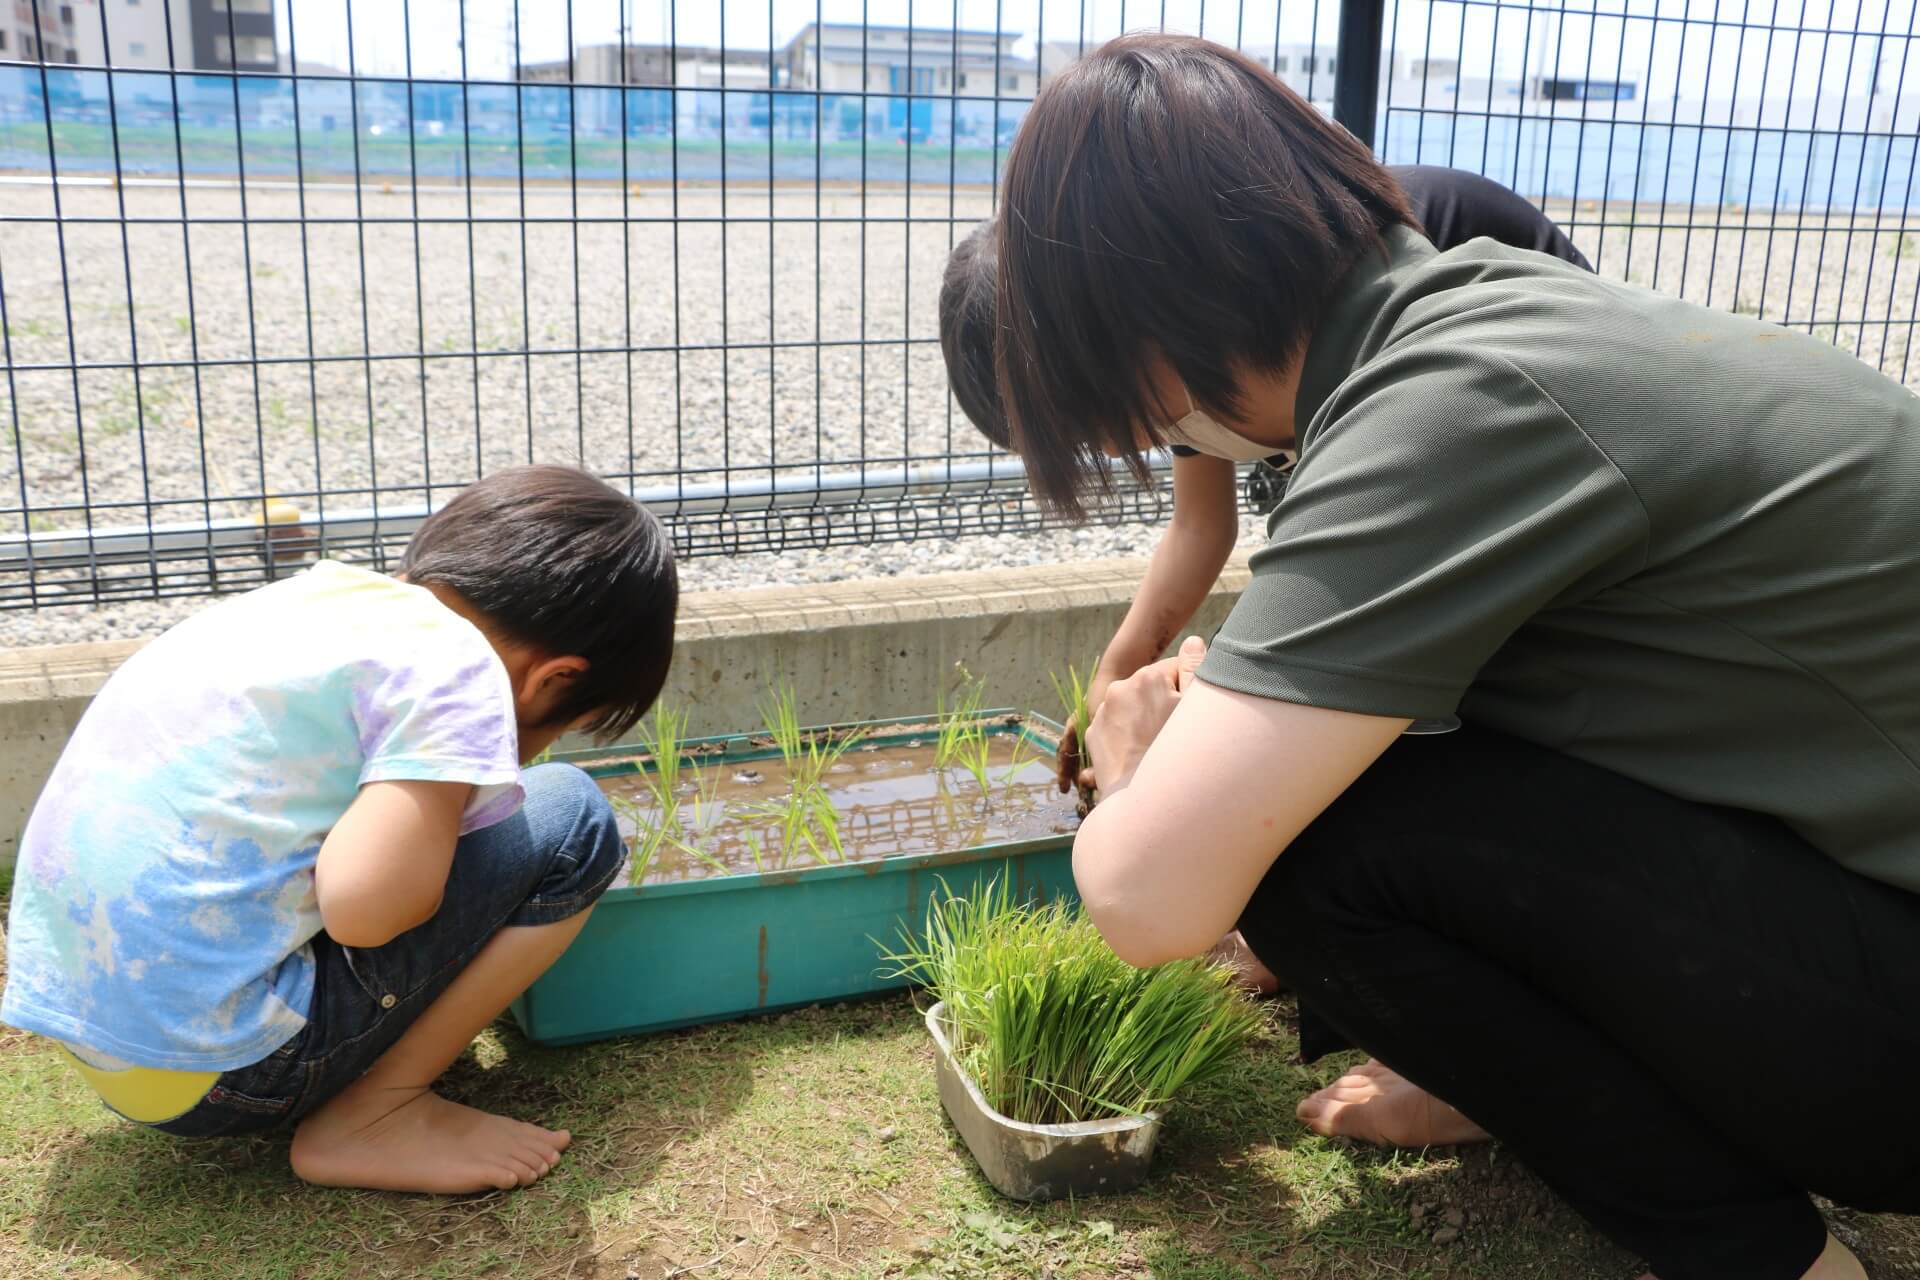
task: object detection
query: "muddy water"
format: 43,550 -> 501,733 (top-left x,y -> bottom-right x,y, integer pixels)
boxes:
596,734 -> 1079,884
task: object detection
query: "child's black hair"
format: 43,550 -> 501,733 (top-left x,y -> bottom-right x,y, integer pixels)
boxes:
401,465 -> 678,740
938,220 -> 1011,450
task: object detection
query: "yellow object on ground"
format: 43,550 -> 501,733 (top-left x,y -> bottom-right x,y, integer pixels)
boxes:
58,1046 -> 218,1123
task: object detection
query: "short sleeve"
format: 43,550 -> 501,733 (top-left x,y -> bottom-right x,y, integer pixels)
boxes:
1201,349 -> 1648,718
353,634 -> 525,834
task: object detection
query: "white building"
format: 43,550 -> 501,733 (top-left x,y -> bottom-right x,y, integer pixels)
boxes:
517,43 -> 779,135
781,23 -> 1037,99
1,0 -> 79,64
66,0 -> 276,72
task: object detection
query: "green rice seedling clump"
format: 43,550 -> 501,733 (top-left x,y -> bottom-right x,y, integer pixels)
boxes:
887,878 -> 1265,1125
1050,659 -> 1098,772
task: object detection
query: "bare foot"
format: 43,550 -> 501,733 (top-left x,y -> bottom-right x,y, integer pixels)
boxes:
291,1083 -> 571,1193
1635,1230 -> 1865,1280
1296,1059 -> 1490,1148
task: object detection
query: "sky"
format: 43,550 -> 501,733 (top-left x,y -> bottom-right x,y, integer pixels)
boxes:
269,0 -> 1920,104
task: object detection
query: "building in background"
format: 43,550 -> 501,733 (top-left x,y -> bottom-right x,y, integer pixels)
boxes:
1,0 -> 79,64
783,22 -> 1035,98
65,0 -> 276,72
518,42 -> 779,135
782,22 -> 1035,144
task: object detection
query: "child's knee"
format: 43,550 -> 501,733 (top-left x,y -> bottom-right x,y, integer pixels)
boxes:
520,763 -> 626,907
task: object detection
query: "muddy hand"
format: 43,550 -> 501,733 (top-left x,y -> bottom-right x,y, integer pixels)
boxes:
1055,723 -> 1084,795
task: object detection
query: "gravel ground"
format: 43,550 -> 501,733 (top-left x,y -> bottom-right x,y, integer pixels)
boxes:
3,175 -> 1919,647
0,511 -> 1273,648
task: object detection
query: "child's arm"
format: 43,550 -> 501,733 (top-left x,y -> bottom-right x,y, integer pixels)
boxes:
314,779 -> 474,948
1060,454 -> 1240,791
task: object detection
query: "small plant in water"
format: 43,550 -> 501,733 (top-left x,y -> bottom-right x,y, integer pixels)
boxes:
760,682 -> 868,791
621,705 -> 708,883
935,672 -> 1030,792
934,676 -> 987,770
887,878 -> 1266,1126
611,791 -> 670,884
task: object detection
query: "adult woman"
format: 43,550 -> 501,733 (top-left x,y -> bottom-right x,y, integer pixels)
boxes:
939,164 -> 1589,804
996,33 -> 1920,1280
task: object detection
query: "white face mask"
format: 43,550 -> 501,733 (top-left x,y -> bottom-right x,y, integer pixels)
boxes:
1161,388 -> 1277,463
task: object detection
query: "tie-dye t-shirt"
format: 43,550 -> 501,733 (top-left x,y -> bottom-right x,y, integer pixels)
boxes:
0,561 -> 525,1071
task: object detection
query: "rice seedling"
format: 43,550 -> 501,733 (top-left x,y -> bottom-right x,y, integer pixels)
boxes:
885,877 -> 1266,1126
759,683 -> 808,773
642,703 -> 692,798
934,677 -> 988,769
744,785 -> 847,868
760,682 -> 868,792
671,763 -> 725,855
1049,659 -> 1098,772
935,676 -> 1008,792
611,791 -> 673,885
998,730 -> 1040,783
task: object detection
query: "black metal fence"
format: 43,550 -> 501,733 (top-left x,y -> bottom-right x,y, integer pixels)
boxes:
1,0 -> 1915,610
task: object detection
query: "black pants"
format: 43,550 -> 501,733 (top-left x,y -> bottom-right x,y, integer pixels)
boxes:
1235,724 -> 1920,1280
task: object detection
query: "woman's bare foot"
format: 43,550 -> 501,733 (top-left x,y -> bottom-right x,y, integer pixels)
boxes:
1296,1059 -> 1490,1148
1635,1229 -> 1866,1280
291,1082 -> 571,1193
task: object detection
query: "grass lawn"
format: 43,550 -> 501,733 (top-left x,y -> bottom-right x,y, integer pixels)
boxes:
3,906 -> 1918,1280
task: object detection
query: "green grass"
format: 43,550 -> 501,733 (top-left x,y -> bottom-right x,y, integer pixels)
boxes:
888,879 -> 1265,1125
4,891 -> 1919,1279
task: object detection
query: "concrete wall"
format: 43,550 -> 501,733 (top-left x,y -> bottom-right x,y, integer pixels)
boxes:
0,554 -> 1252,872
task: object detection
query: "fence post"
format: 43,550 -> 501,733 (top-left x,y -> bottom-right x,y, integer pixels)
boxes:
1333,0 -> 1389,151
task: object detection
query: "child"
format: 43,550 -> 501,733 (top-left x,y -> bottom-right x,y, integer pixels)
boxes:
940,165 -> 1592,794
1,464 -> 677,1194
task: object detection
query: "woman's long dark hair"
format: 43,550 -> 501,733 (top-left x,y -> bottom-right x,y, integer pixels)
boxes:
996,33 -> 1415,517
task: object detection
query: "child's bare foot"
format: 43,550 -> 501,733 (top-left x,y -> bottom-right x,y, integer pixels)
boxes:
291,1083 -> 570,1193
1296,1059 -> 1490,1148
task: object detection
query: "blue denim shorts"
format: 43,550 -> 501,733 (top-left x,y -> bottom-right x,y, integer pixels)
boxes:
152,763 -> 626,1138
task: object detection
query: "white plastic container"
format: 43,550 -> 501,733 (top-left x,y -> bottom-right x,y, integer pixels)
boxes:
924,1001 -> 1163,1201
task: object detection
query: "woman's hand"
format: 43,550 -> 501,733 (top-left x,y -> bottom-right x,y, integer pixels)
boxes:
1054,668 -> 1119,795
1084,635 -> 1208,795
1059,667 -> 1128,794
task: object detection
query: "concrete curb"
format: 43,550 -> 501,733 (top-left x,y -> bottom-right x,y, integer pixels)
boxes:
0,554 -> 1252,870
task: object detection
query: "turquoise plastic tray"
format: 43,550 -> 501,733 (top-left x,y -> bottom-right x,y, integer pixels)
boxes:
508,711 -> 1079,1045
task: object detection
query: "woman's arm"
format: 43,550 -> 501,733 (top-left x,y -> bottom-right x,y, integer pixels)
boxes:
1095,453 -> 1240,694
1075,641 -> 1408,967
1061,454 -> 1241,791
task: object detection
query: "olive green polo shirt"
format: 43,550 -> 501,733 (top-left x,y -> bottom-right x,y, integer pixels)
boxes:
1203,225 -> 1920,893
